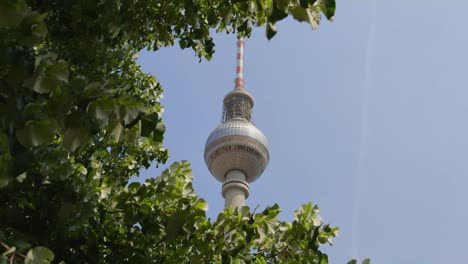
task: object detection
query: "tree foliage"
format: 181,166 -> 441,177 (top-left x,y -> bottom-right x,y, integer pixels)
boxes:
0,0 -> 371,263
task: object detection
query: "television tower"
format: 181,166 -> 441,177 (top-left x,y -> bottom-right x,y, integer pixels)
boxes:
204,39 -> 270,208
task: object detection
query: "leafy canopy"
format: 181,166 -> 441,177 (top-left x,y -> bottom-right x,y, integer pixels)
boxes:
0,0 -> 374,263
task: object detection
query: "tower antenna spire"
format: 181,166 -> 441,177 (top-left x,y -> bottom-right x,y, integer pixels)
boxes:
234,38 -> 245,89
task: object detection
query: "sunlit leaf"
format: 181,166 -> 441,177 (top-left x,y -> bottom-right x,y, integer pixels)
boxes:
25,247 -> 54,264
195,200 -> 209,212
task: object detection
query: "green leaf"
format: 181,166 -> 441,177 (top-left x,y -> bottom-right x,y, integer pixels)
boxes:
56,163 -> 73,180
29,59 -> 69,94
140,113 -> 159,137
86,96 -> 115,126
362,259 -> 371,264
195,200 -> 209,212
24,101 -> 46,115
47,60 -> 69,83
25,247 -> 54,264
268,5 -> 288,24
266,22 -> 278,40
320,0 -> 336,20
31,22 -> 47,39
223,10 -> 233,26
290,7 -> 321,30
128,182 -> 140,193
307,9 -> 321,30
118,96 -> 143,126
33,53 -> 56,71
166,211 -> 186,241
240,205 -> 250,216
275,0 -> 290,13
83,82 -> 103,98
57,203 -> 76,222
0,0 -> 27,28
152,122 -> 165,143
256,256 -> 267,264
109,118 -> 124,142
299,0 -> 308,8
16,172 -> 27,183
30,74 -> 51,94
16,118 -> 59,147
290,6 -> 308,22
22,11 -> 47,25
122,106 -> 140,126
63,122 -> 89,152
125,121 -> 141,145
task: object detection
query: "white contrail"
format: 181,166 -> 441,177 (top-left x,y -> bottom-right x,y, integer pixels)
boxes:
351,1 -> 377,259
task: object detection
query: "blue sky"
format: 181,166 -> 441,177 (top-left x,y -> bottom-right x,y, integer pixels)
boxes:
137,1 -> 468,263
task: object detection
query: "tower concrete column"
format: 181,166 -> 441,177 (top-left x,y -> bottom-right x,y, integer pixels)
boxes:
222,170 -> 250,208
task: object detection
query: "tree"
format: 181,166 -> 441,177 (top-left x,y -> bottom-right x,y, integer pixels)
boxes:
0,0 -> 375,263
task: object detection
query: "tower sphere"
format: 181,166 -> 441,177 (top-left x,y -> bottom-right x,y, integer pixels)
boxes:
204,118 -> 269,183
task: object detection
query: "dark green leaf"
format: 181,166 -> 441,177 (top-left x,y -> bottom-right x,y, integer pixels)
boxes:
16,118 -> 59,147
275,0 -> 290,13
83,82 -> 103,98
47,60 -> 69,83
87,96 -> 115,126
266,22 -> 278,40
31,23 -> 47,39
321,0 -> 336,20
141,113 -> 159,137
362,259 -> 371,264
290,6 -> 308,22
29,59 -> 68,94
152,122 -> 165,143
63,122 -> 89,152
0,0 -> 27,28
128,182 -> 140,193
299,0 -> 308,8
166,211 -> 186,241
22,11 -> 47,25
268,5 -> 288,24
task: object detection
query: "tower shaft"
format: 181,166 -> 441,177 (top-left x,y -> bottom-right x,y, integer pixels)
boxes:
222,170 -> 249,208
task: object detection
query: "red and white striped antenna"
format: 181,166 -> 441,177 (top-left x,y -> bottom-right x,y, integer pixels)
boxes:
234,38 -> 245,89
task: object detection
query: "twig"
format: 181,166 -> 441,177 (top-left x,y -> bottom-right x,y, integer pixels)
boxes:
0,241 -> 26,259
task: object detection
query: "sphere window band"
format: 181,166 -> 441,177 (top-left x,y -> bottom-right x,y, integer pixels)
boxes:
205,120 -> 269,150
208,143 -> 264,162
205,135 -> 269,159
